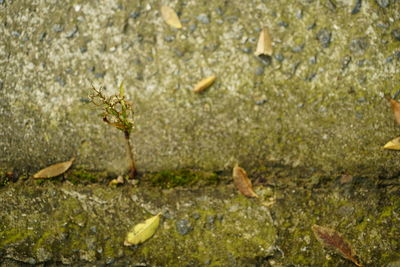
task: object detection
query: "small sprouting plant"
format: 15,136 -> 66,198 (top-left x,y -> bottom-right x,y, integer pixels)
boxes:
89,82 -> 137,181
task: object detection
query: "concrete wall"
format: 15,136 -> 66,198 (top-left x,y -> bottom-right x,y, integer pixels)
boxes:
1,0 -> 399,176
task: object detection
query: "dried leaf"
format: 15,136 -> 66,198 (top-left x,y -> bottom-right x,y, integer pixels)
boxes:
388,97 -> 400,125
339,174 -> 353,184
232,164 -> 258,198
312,225 -> 363,267
161,6 -> 182,29
109,175 -> 124,186
33,158 -> 75,179
383,137 -> 400,150
193,75 -> 217,93
124,213 -> 161,246
254,27 -> 273,56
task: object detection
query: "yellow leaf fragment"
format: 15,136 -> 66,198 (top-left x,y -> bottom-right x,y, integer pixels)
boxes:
161,6 -> 182,29
254,27 -> 273,56
193,75 -> 217,93
232,164 -> 258,198
383,137 -> 400,150
33,158 -> 75,179
124,213 -> 161,246
109,175 -> 124,186
388,98 -> 400,125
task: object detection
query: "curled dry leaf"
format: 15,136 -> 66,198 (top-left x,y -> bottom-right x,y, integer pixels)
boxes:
193,75 -> 217,93
383,137 -> 400,150
124,213 -> 161,246
232,164 -> 258,198
339,174 -> 353,184
33,158 -> 75,179
109,175 -> 125,186
312,224 -> 363,267
254,27 -> 273,57
161,6 -> 182,29
387,97 -> 400,125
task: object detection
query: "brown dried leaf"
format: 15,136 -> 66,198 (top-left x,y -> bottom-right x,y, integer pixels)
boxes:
193,75 -> 217,93
388,97 -> 400,125
339,174 -> 353,184
232,164 -> 258,198
312,224 -> 363,267
33,158 -> 75,179
161,6 -> 182,29
254,27 -> 273,56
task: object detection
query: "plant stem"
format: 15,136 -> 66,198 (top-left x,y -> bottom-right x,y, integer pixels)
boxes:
124,131 -> 136,180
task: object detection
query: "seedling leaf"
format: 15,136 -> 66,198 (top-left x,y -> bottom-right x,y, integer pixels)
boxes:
193,75 -> 217,93
312,224 -> 363,267
161,6 -> 182,29
232,164 -> 258,198
33,158 -> 75,179
124,213 -> 161,246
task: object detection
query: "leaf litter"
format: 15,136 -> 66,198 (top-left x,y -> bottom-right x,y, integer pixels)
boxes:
109,175 -> 125,186
383,137 -> 400,150
386,95 -> 400,125
254,27 -> 273,57
312,224 -> 363,267
161,6 -> 182,29
124,213 -> 161,246
33,158 -> 75,179
232,164 -> 258,198
193,75 -> 217,93
384,94 -> 400,150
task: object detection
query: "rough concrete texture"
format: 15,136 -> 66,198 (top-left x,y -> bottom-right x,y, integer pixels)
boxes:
0,182 -> 277,266
0,177 -> 398,266
1,0 -> 400,176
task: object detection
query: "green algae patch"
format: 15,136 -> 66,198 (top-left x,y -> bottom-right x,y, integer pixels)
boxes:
0,176 -> 398,266
66,169 -> 108,184
0,170 -> 10,187
271,180 -> 400,266
0,182 -> 276,265
0,228 -> 34,247
0,169 -> 20,187
123,186 -> 276,266
145,169 -> 219,188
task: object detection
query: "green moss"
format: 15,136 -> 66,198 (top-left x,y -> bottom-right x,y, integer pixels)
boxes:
103,239 -> 118,259
146,169 -> 219,188
380,206 -> 394,218
34,174 -> 64,185
0,170 -> 9,187
0,228 -> 34,247
0,169 -> 20,187
33,231 -> 54,254
66,169 -> 107,184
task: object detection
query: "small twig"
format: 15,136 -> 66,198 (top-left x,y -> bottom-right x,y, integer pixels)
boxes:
125,131 -> 136,180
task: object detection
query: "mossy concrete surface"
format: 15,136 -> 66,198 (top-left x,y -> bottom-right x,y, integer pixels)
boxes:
0,182 -> 277,266
1,0 -> 400,176
0,176 -> 398,266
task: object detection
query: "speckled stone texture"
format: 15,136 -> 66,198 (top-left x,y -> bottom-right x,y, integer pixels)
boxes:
0,183 -> 276,266
1,0 -> 400,176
